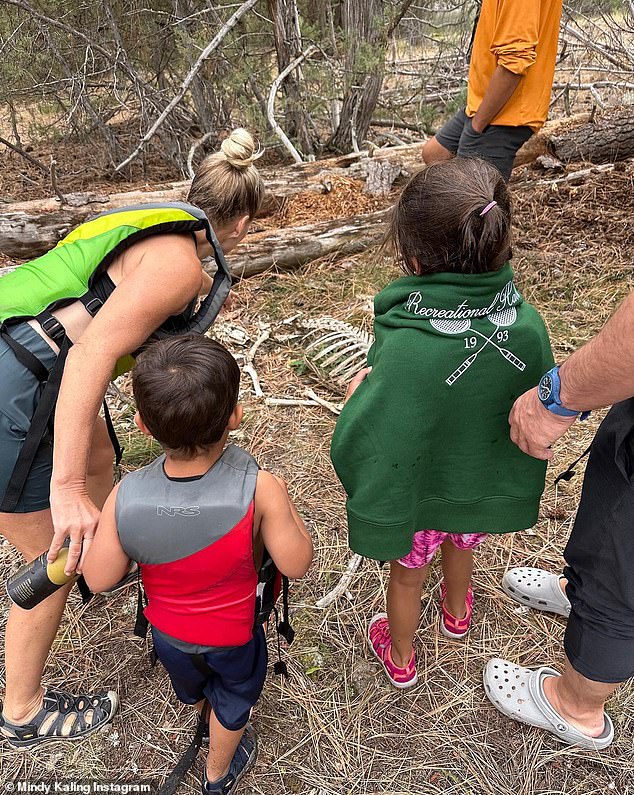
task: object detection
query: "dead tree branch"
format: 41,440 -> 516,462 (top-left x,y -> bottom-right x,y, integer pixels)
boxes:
114,0 -> 259,173
267,45 -> 318,163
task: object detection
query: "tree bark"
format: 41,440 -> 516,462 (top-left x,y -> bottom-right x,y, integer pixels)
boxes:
328,0 -> 386,153
513,108 -> 634,166
221,208 -> 390,278
267,0 -> 318,157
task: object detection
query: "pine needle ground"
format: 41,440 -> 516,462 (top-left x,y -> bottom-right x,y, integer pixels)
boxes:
1,164 -> 633,795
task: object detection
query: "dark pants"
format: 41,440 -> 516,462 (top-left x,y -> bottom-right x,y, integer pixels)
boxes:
563,399 -> 634,683
435,108 -> 533,182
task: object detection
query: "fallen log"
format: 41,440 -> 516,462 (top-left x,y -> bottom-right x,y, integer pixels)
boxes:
2,106 -> 633,259
0,177 -> 330,259
221,208 -> 390,278
0,207 -> 391,280
0,144 -> 421,259
513,107 -> 634,167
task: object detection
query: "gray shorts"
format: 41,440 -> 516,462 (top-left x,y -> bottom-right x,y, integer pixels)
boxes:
435,108 -> 533,182
0,323 -> 57,513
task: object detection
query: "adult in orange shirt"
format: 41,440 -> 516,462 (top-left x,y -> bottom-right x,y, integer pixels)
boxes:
423,0 -> 564,181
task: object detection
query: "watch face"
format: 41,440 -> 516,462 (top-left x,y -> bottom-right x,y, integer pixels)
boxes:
538,374 -> 553,402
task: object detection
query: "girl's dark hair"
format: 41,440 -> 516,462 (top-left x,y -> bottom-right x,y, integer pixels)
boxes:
133,335 -> 240,457
385,157 -> 512,276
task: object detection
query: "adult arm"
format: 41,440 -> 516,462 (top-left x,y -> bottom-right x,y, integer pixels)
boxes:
81,483 -> 131,592
471,67 -> 522,132
510,292 -> 634,459
49,234 -> 203,574
471,0 -> 539,132
256,471 -> 312,579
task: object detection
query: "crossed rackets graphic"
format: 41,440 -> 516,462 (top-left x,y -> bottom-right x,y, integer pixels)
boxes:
430,307 -> 527,386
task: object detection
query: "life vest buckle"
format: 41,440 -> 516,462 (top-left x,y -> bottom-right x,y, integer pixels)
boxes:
84,296 -> 103,316
39,315 -> 65,344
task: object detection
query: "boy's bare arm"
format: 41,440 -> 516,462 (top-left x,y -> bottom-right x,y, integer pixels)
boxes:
82,483 -> 131,592
256,471 -> 312,579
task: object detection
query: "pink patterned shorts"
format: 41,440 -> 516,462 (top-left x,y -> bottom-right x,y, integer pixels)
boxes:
399,529 -> 487,569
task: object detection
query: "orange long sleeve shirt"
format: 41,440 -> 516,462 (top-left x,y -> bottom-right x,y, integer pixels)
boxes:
466,0 -> 563,130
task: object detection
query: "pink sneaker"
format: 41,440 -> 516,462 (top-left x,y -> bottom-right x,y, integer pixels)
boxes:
440,581 -> 474,639
367,614 -> 418,689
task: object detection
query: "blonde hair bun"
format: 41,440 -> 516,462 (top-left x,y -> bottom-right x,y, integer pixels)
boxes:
220,128 -> 264,170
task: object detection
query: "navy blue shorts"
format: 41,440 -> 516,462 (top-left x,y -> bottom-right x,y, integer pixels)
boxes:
435,108 -> 533,182
152,626 -> 268,731
0,322 -> 57,513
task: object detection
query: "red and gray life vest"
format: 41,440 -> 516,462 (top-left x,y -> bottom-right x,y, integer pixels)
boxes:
116,445 -> 292,651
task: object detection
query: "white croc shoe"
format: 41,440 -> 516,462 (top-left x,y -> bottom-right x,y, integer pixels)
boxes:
502,567 -> 571,617
483,658 -> 614,750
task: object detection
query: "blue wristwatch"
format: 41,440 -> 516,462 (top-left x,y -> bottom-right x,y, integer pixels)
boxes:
538,366 -> 590,420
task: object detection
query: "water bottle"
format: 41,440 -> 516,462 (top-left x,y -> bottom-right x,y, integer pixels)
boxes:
6,539 -> 78,610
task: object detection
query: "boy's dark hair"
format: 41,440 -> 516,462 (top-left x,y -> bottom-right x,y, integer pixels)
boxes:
132,335 -> 240,457
385,157 -> 512,276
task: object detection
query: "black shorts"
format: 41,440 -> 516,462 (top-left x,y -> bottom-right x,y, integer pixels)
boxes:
152,626 -> 268,731
563,399 -> 634,683
435,108 -> 533,182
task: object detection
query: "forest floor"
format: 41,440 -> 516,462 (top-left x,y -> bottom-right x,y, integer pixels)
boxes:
1,158 -> 633,794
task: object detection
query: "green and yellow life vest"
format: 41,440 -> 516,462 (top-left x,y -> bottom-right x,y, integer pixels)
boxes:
0,201 -> 231,376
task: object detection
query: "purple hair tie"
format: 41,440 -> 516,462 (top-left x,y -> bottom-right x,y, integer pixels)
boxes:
480,200 -> 497,216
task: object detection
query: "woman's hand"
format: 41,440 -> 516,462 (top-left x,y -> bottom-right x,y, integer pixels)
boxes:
344,367 -> 372,403
48,486 -> 101,575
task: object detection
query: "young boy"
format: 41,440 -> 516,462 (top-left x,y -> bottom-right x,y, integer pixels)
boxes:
83,335 -> 312,795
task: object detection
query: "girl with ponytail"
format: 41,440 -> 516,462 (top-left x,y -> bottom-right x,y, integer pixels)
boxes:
331,157 -> 554,690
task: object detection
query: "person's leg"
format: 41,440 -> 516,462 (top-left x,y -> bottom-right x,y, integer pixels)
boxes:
1,509 -> 74,723
1,416 -> 114,725
439,541 -> 474,620
542,657 -> 619,738
203,627 -> 266,788
387,560 -> 430,667
422,136 -> 455,164
422,109 -> 466,164
206,712 -> 244,782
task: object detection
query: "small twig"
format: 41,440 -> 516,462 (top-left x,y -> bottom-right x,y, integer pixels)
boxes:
315,554 -> 363,609
265,397 -> 318,407
267,45 -> 317,164
243,327 -> 271,399
187,131 -> 215,179
49,156 -> 66,204
536,163 -> 615,187
304,389 -> 342,415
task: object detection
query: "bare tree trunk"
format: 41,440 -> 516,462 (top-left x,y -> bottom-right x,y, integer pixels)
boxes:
267,0 -> 319,156
328,0 -> 386,153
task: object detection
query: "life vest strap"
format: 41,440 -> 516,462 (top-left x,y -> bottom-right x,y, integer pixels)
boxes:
0,334 -> 70,513
35,310 -> 67,347
78,291 -> 104,318
0,324 -> 50,383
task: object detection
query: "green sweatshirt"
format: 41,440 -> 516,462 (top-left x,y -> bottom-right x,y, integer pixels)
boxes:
330,263 -> 554,561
